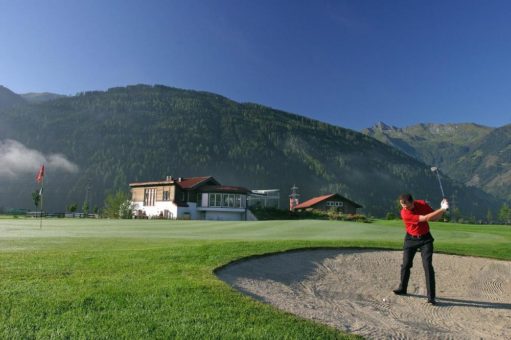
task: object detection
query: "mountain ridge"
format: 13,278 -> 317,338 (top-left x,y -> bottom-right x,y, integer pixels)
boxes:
0,84 -> 503,218
0,85 -> 26,109
363,122 -> 511,201
20,92 -> 67,104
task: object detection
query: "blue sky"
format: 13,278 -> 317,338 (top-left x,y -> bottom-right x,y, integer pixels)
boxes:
1,0 -> 510,130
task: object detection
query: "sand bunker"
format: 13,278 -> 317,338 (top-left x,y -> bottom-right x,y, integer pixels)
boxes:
216,249 -> 511,339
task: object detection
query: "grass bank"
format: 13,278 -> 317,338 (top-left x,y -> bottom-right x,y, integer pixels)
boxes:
0,219 -> 509,338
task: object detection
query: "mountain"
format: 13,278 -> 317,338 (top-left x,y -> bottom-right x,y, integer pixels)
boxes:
20,92 -> 67,104
362,122 -> 493,171
455,124 -> 511,201
0,85 -> 502,218
363,122 -> 511,201
0,85 -> 26,109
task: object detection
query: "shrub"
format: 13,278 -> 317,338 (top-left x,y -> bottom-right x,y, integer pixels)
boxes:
119,200 -> 133,219
103,191 -> 130,218
386,212 -> 396,220
250,207 -> 369,222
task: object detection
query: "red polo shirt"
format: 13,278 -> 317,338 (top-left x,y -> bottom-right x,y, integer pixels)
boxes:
401,200 -> 434,236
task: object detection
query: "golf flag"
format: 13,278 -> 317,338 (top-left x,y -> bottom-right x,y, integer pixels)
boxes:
36,165 -> 45,184
35,165 -> 45,229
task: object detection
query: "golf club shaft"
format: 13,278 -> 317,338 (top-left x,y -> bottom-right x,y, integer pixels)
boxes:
435,171 -> 446,198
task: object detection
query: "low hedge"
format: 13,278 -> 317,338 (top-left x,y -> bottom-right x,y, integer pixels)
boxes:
251,207 -> 369,222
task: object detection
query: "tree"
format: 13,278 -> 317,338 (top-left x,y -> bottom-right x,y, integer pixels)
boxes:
67,203 -> 78,217
82,201 -> 89,218
103,191 -> 130,218
67,203 -> 77,212
498,204 -> 510,224
119,200 -> 133,219
452,207 -> 461,223
486,209 -> 493,224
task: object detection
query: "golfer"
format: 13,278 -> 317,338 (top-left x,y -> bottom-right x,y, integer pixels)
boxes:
393,193 -> 449,305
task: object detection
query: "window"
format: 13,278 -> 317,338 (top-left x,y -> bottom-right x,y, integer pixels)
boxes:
209,193 -> 222,207
163,191 -> 170,201
326,201 -> 343,207
226,194 -> 235,207
144,188 -> 156,206
207,193 -> 246,208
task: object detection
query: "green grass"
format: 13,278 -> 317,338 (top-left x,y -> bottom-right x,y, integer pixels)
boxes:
0,219 -> 510,339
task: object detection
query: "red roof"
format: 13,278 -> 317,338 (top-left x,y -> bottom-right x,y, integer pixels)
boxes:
294,194 -> 337,209
294,193 -> 362,209
177,177 -> 217,189
129,176 -> 218,189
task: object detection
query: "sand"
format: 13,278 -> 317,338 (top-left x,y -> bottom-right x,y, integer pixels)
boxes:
216,249 -> 511,339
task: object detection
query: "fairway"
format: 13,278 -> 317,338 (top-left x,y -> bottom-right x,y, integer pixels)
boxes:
2,218 -> 397,241
2,218 -> 510,243
1,218 -> 510,339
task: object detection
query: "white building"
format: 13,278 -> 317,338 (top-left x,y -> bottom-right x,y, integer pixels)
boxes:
129,176 -> 253,221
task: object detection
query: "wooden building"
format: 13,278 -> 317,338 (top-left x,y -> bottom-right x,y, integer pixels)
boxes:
293,193 -> 362,214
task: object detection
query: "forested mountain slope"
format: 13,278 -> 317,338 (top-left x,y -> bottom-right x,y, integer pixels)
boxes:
363,122 -> 511,201
455,124 -> 511,201
0,85 -> 501,218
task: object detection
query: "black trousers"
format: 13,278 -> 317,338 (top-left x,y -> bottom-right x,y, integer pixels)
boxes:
398,233 -> 436,300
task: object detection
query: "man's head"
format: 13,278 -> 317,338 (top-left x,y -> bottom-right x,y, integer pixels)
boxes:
399,193 -> 414,210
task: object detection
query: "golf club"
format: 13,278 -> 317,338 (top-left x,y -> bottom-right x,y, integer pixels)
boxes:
430,166 -> 446,198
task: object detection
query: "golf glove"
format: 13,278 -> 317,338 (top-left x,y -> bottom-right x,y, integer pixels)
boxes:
441,199 -> 449,211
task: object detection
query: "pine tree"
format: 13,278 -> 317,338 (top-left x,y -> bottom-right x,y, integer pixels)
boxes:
498,204 -> 510,224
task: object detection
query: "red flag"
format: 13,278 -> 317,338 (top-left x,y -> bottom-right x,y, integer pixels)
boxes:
36,165 -> 45,184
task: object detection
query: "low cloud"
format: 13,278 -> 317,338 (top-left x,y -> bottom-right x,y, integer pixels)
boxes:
0,139 -> 79,179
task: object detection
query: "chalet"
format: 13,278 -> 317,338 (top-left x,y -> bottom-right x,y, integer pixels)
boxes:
129,176 -> 252,221
293,193 -> 362,214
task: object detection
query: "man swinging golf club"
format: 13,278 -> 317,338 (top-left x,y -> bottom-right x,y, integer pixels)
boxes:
393,193 -> 449,305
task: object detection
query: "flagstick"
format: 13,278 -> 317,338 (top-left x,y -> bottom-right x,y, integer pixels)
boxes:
40,177 -> 44,229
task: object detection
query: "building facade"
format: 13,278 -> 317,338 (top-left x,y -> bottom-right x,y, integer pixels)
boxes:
129,176 -> 252,221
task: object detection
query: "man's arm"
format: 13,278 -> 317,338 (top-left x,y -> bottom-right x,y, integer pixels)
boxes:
418,199 -> 449,222
418,208 -> 446,222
